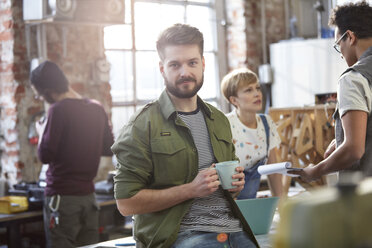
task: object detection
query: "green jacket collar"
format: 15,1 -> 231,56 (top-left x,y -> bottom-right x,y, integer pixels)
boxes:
158,90 -> 214,120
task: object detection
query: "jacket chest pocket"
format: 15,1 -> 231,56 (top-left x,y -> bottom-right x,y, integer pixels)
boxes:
150,138 -> 190,186
213,129 -> 234,162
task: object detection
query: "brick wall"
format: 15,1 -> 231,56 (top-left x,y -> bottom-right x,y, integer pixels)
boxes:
226,0 -> 286,73
0,0 -> 111,185
44,24 -> 112,113
0,0 -> 39,186
226,0 -> 248,70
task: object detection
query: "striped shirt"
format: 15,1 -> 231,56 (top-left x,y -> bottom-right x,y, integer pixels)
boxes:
178,108 -> 242,233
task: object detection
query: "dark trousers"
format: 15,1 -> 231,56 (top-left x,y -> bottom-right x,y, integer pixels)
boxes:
43,193 -> 99,248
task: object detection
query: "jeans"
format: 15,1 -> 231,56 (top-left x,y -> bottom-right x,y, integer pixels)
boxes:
237,158 -> 267,199
171,230 -> 257,248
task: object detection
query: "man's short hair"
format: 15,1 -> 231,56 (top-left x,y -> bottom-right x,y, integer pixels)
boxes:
329,1 -> 372,39
30,61 -> 69,94
156,23 -> 204,61
221,68 -> 259,104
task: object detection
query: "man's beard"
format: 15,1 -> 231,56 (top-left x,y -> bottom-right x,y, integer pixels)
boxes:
164,75 -> 204,99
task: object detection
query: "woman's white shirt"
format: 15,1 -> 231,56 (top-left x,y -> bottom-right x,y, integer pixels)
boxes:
226,111 -> 281,169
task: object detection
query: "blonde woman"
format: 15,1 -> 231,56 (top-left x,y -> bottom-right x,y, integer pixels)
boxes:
221,68 -> 283,199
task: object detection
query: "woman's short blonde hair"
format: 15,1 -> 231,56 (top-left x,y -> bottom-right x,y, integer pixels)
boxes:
221,68 -> 259,103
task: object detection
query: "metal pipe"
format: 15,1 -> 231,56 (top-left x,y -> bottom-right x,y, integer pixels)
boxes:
131,0 -> 137,110
284,0 -> 290,39
261,0 -> 267,64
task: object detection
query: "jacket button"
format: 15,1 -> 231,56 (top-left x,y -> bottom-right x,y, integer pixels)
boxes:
192,148 -> 197,152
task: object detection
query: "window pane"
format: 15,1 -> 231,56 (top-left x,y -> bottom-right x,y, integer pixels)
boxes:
199,52 -> 218,99
135,2 -> 184,50
105,0 -> 222,113
189,0 -> 213,3
136,51 -> 164,100
186,5 -> 216,51
104,25 -> 132,50
170,0 -> 213,3
112,106 -> 135,138
125,0 -> 131,24
105,50 -> 134,102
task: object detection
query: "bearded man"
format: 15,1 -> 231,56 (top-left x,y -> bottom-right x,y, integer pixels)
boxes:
111,24 -> 259,248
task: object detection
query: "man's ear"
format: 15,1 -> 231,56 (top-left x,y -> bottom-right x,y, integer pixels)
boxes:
159,61 -> 165,76
348,30 -> 357,45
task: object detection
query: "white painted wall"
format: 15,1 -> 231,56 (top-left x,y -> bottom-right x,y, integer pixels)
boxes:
270,38 -> 347,108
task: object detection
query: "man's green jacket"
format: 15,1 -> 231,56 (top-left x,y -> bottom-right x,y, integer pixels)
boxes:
112,90 -> 259,248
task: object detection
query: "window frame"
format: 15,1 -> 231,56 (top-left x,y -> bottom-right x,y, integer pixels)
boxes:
105,0 -> 229,135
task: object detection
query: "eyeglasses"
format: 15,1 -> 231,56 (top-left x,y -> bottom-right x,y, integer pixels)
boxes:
333,31 -> 348,53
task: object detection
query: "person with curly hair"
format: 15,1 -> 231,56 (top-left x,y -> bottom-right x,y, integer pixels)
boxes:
291,1 -> 372,181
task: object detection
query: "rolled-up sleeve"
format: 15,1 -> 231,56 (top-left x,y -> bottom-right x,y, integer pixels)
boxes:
338,71 -> 371,117
112,119 -> 153,200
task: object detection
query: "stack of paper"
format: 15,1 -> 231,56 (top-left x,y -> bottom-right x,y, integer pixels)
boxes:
257,162 -> 302,177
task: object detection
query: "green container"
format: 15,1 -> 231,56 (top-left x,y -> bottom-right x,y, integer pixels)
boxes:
236,197 -> 279,235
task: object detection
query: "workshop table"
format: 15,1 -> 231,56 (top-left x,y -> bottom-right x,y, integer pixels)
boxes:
0,197 -> 120,248
79,224 -> 278,248
0,210 -> 43,248
80,211 -> 281,248
81,186 -> 307,248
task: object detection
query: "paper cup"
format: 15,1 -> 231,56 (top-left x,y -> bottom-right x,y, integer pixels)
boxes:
215,160 -> 240,189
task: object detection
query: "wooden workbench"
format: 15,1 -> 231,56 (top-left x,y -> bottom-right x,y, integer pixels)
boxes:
0,197 -> 119,248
